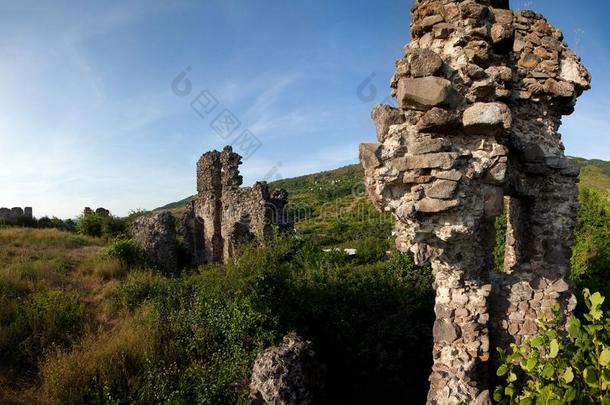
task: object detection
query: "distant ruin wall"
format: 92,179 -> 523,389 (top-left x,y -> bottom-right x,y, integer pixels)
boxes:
0,207 -> 33,224
180,146 -> 292,265
360,0 -> 590,403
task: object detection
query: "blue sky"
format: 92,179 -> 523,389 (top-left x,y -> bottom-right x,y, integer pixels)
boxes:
0,0 -> 608,218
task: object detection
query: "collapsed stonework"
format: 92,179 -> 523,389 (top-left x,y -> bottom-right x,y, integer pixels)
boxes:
0,207 -> 33,224
248,334 -> 325,405
83,207 -> 110,216
130,211 -> 178,274
180,146 -> 292,265
360,1 -> 591,403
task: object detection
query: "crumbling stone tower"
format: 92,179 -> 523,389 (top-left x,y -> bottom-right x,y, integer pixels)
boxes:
360,0 -> 591,403
181,146 -> 291,265
0,207 -> 33,224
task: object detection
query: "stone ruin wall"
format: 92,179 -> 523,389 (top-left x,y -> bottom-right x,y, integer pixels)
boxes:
181,146 -> 292,266
360,0 -> 591,403
0,207 -> 33,223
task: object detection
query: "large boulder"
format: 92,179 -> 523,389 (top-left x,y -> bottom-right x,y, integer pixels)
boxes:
249,334 -> 324,405
130,211 -> 178,274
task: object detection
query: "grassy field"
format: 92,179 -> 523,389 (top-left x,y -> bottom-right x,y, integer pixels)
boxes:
0,229 -> 106,404
0,227 -> 434,404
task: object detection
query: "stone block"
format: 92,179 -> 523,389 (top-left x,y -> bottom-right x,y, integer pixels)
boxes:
371,104 -> 405,142
417,108 -> 461,133
426,179 -> 459,199
416,198 -> 460,213
397,77 -> 456,110
392,152 -> 460,171
462,102 -> 512,136
359,143 -> 382,171
406,48 -> 444,78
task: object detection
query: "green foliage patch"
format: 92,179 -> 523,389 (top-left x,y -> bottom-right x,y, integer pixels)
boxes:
495,290 -> 610,404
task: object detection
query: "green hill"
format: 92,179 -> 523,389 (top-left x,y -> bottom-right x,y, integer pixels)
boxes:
575,158 -> 610,193
159,158 -> 610,247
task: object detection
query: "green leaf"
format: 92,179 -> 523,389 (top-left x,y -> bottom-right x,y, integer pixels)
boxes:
549,339 -> 559,359
584,366 -> 599,387
601,348 -> 610,366
497,364 -> 508,377
493,386 -> 503,402
591,308 -> 604,321
564,387 -> 576,402
526,356 -> 538,372
591,292 -> 605,308
568,318 -> 581,338
530,337 -> 544,348
507,372 -> 517,383
542,363 -> 555,379
562,367 -> 574,383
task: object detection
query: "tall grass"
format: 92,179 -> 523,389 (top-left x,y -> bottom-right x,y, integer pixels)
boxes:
40,313 -> 154,405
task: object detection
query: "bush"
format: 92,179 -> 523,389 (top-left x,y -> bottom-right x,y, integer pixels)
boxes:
105,238 -> 143,268
0,290 -> 85,368
226,237 -> 435,404
571,188 -> 610,303
77,211 -> 127,239
37,217 -> 76,232
101,236 -> 435,404
351,236 -> 389,264
495,289 -> 610,404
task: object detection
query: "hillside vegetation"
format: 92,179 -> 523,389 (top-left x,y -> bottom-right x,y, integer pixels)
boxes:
160,157 -> 610,249
1,158 -> 609,404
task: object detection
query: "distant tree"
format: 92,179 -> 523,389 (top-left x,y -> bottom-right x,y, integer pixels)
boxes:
571,187 -> 610,303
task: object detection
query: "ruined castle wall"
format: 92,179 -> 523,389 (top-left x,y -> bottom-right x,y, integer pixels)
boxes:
0,207 -> 33,224
221,183 -> 274,259
360,1 -> 590,403
488,8 -> 587,355
181,146 -> 291,266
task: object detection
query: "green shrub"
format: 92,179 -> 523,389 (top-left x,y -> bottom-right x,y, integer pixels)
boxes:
226,237 -> 435,404
37,217 -> 76,232
495,289 -> 610,404
105,238 -> 143,268
571,188 -> 610,303
0,290 -> 85,368
77,211 -> 127,239
111,272 -> 172,311
103,235 -> 435,404
351,236 -> 389,264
